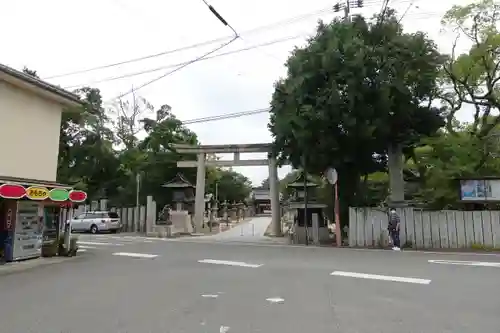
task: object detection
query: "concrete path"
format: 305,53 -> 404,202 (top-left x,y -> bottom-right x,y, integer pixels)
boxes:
190,216 -> 272,243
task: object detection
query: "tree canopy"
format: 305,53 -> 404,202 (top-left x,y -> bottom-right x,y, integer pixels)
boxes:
269,10 -> 445,175
441,0 -> 500,138
268,9 -> 446,221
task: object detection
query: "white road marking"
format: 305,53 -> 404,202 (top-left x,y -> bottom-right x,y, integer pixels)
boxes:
330,271 -> 431,284
78,241 -> 124,246
201,294 -> 219,298
198,259 -> 262,268
121,236 -> 162,241
266,297 -> 284,303
144,240 -> 153,243
220,326 -> 230,333
78,249 -> 87,252
112,252 -> 159,258
85,236 -> 112,240
78,245 -> 98,249
428,259 -> 500,267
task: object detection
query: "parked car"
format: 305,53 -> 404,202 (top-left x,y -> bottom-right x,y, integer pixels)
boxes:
69,211 -> 121,234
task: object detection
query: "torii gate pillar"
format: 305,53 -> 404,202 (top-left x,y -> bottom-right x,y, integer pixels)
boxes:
268,155 -> 281,236
194,152 -> 206,231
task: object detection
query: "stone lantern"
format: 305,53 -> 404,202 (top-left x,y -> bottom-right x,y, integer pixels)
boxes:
228,201 -> 238,222
162,173 -> 195,212
161,173 -> 195,234
287,171 -> 328,245
234,201 -> 245,222
220,200 -> 229,224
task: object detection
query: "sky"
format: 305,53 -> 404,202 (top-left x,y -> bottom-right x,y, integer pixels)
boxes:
1,0 -> 473,186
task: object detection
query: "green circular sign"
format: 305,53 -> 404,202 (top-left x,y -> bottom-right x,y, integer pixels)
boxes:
49,188 -> 69,201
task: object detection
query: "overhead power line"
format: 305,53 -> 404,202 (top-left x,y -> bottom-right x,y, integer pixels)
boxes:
44,2 -> 393,80
180,84 -> 458,125
107,37 -> 238,101
65,34 -> 303,89
179,84 -> 459,126
66,10 -> 441,89
181,107 -> 270,124
106,1 -> 239,102
397,0 -> 416,24
200,0 -> 239,37
44,5 -> 333,80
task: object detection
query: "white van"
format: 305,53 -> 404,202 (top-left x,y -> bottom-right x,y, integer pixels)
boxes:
69,211 -> 121,234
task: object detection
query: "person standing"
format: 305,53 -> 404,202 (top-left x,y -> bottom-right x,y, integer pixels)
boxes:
388,208 -> 401,251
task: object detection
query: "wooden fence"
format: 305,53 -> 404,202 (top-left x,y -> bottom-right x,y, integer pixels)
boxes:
348,207 -> 500,249
58,196 -> 157,233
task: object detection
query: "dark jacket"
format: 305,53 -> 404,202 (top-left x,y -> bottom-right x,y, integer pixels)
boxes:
388,213 -> 400,231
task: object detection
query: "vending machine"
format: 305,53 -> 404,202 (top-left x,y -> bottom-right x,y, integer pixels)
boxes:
0,200 -> 16,262
12,201 -> 43,260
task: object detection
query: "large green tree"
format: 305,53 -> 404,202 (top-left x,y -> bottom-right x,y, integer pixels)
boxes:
206,169 -> 252,203
268,10 -> 444,222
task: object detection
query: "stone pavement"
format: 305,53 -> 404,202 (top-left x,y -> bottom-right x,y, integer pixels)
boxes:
0,237 -> 499,332
183,216 -> 276,243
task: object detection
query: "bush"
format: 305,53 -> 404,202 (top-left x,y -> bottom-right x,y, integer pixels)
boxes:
69,236 -> 79,256
41,240 -> 58,257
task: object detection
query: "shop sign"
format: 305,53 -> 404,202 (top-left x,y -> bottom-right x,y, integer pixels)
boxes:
59,201 -> 73,208
6,209 -> 12,230
25,186 -> 49,200
49,188 -> 69,201
69,190 -> 87,203
0,184 -> 26,199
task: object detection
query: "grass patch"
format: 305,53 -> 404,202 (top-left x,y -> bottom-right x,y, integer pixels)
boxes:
470,243 -> 500,251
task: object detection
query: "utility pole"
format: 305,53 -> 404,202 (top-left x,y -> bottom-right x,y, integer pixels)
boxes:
344,0 -> 350,21
215,181 -> 219,202
333,0 -> 364,22
136,173 -> 141,208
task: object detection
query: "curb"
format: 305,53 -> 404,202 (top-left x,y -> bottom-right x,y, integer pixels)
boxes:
165,238 -> 500,256
0,252 -> 88,277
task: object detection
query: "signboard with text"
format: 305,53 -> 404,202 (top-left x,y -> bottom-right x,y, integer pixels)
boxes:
460,179 -> 500,202
25,186 -> 49,200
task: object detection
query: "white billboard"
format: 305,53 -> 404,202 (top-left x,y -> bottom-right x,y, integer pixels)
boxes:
460,179 -> 500,201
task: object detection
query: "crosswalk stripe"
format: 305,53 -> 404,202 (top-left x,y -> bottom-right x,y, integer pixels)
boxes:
330,271 -> 431,284
78,241 -> 124,246
428,259 -> 500,267
78,245 -> 98,249
113,252 -> 159,258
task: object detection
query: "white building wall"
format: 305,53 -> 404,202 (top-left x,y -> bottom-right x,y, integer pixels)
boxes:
0,81 -> 63,182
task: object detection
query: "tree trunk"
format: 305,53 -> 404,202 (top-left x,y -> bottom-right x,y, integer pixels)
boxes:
336,168 -> 359,229
387,143 -> 405,206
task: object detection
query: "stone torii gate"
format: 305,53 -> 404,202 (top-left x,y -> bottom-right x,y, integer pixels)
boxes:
172,143 -> 281,236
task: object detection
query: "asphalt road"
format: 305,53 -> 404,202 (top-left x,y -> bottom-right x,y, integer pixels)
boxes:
0,233 -> 499,333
